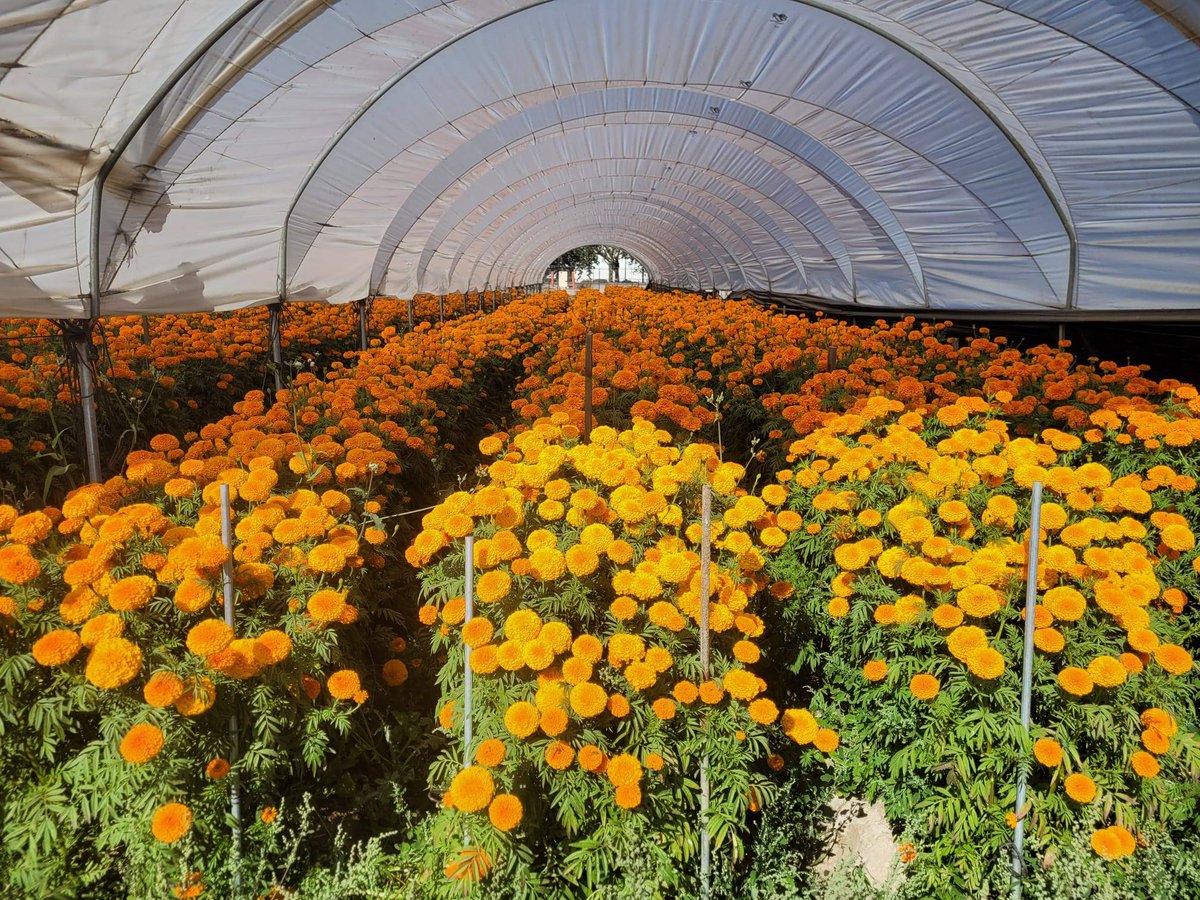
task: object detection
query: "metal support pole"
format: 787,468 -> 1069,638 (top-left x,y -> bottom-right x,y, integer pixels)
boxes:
490,293 -> 496,313
463,534 -> 475,766
463,293 -> 468,316
699,484 -> 712,900
1011,481 -> 1043,899
62,321 -> 103,484
439,295 -> 444,324
826,347 -> 836,371
1057,323 -> 1066,346
141,316 -> 152,345
583,333 -> 594,443
219,484 -> 242,889
268,303 -> 284,394
478,293 -> 484,314
357,299 -> 370,352
406,296 -> 414,331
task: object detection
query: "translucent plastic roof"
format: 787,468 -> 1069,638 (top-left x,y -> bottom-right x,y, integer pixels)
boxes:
1,0 -> 1198,319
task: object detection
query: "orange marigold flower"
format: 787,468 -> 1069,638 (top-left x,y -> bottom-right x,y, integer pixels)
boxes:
544,740 -> 574,770
488,793 -> 523,831
0,544 -> 41,584
909,673 -> 939,700
206,757 -> 231,780
1064,772 -> 1097,803
1033,738 -> 1063,767
863,659 -> 888,682
382,659 -> 409,686
1131,750 -> 1160,778
32,629 -> 82,666
476,570 -> 511,603
748,698 -> 779,725
504,700 -> 540,738
144,670 -> 185,707
570,682 -> 607,717
261,806 -> 278,824
1057,666 -> 1093,697
307,589 -> 347,624
151,803 -> 193,843
1153,643 -> 1193,676
85,637 -> 142,689
607,753 -> 643,788
327,669 -> 361,700
814,728 -> 840,753
614,783 -> 641,809
119,722 -> 165,764
107,575 -> 156,611
450,766 -> 495,813
186,618 -> 233,657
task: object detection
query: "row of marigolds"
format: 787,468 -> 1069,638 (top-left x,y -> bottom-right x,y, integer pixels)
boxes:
765,394 -> 1198,893
407,419 -> 836,893
0,296 -> 563,895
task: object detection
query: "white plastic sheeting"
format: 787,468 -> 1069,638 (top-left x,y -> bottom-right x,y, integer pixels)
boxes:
0,0 -> 1198,319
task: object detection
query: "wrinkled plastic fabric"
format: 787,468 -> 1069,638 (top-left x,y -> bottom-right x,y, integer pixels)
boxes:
0,0 -> 1197,319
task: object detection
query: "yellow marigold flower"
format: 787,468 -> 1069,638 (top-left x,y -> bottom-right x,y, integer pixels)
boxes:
1153,643 -> 1193,675
449,766 -> 495,813
327,669 -> 361,701
1034,627 -> 1065,653
529,547 -> 566,581
1064,773 -> 1097,803
522,640 -> 555,671
476,738 -> 506,767
608,693 -> 631,717
909,673 -> 940,701
956,584 -> 1002,618
151,803 -> 193,843
119,723 -> 165,764
438,701 -> 457,730
607,632 -> 645,667
1161,523 -> 1196,552
931,604 -> 963,629
306,543 -> 346,574
625,661 -> 657,691
504,701 -> 540,738
652,698 -> 676,720
85,637 -> 142,689
80,612 -> 124,648
578,744 -> 606,772
1033,738 -> 1063,767
723,668 -> 761,701
32,629 -> 82,667
733,640 -> 760,664
947,625 -> 988,661
561,656 -> 593,685
186,618 -> 233,657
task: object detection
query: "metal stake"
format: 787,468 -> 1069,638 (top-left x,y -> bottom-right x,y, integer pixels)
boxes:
1011,481 -> 1043,899
463,534 -> 475,766
406,296 -> 414,330
438,295 -> 444,323
699,484 -> 712,899
268,303 -> 284,394
826,347 -> 836,371
219,484 -> 242,889
62,321 -> 103,484
583,332 -> 594,443
357,299 -> 369,352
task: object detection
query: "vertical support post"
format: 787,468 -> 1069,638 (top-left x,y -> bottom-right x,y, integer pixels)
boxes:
583,332 -> 594,443
406,296 -> 415,331
268,303 -> 284,394
491,293 -> 496,313
1057,323 -> 1066,346
699,483 -> 712,900
478,293 -> 484,314
826,347 -> 836,372
463,292 -> 468,317
62,321 -> 103,484
141,315 -> 152,345
439,295 -> 445,324
357,299 -> 369,352
1011,481 -> 1043,899
463,534 -> 475,767
219,484 -> 242,890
